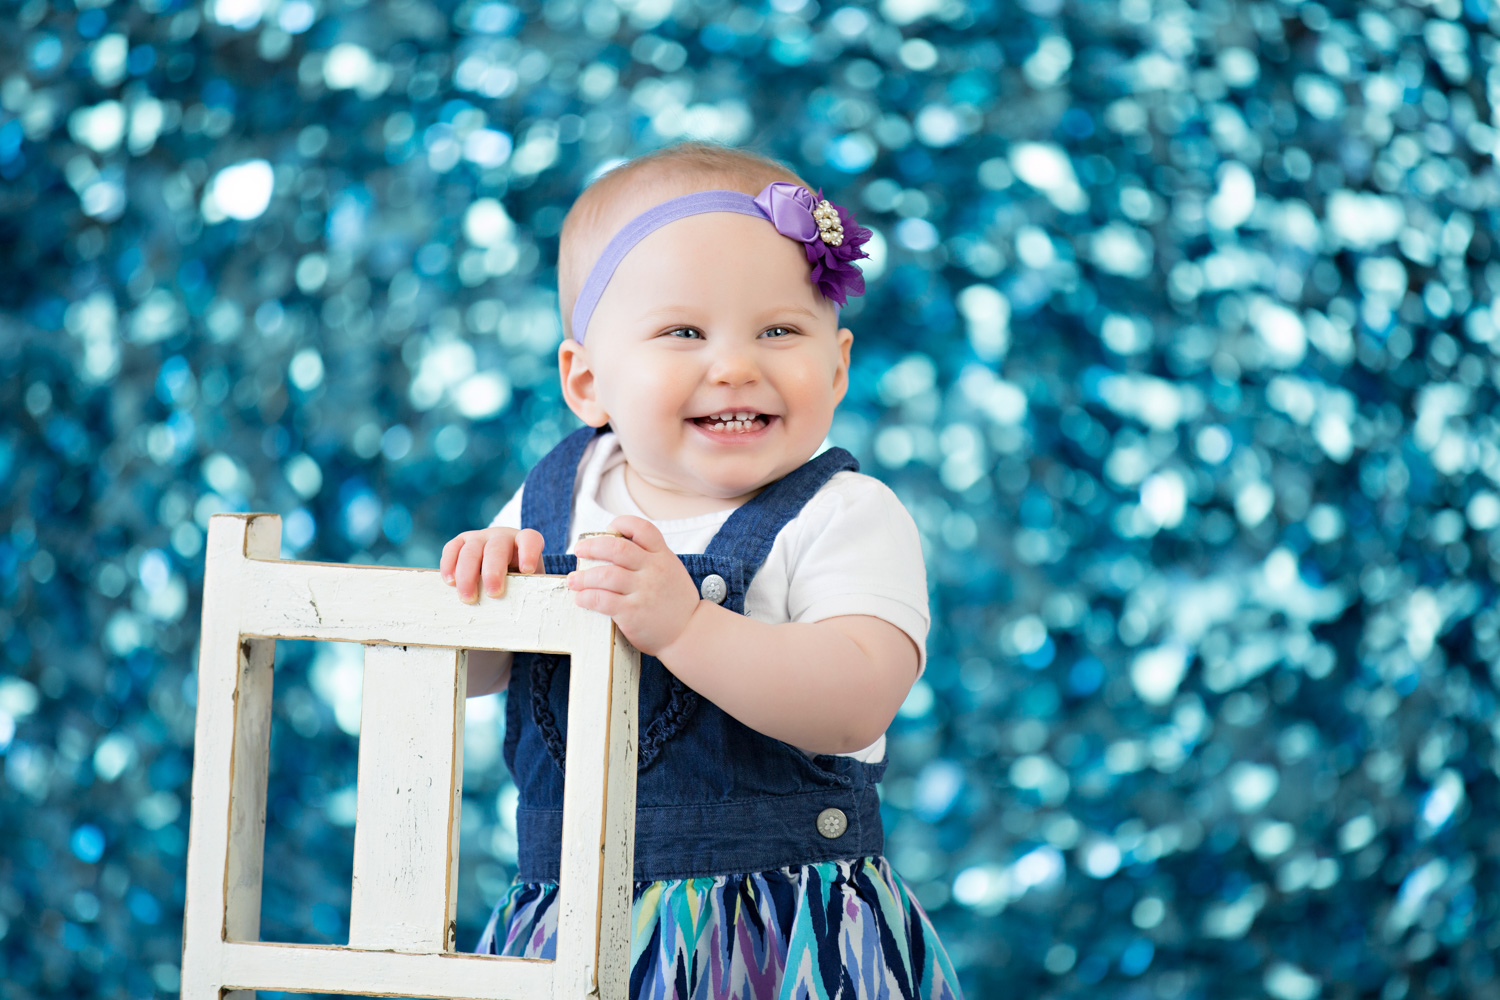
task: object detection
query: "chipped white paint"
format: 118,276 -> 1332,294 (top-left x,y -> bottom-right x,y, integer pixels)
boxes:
236,556 -> 595,652
182,514 -> 640,1000
348,644 -> 467,953
594,626 -> 639,996
218,942 -> 552,998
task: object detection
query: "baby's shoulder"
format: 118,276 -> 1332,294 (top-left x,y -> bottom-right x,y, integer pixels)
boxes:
781,468 -> 914,539
807,467 -> 906,508
765,468 -> 924,584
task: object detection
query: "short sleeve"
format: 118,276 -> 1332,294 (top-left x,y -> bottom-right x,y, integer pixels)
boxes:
489,487 -> 523,530
778,473 -> 930,673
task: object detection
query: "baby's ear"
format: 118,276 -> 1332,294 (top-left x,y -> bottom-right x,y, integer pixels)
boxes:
558,339 -> 610,427
833,326 -> 854,399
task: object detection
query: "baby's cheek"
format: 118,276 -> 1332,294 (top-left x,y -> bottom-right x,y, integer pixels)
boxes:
644,367 -> 700,402
785,366 -> 840,410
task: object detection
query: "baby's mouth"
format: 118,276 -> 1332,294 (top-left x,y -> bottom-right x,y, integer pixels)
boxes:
692,410 -> 772,433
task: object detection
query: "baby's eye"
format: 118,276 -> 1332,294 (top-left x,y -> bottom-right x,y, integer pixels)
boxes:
664,327 -> 703,339
760,326 -> 797,339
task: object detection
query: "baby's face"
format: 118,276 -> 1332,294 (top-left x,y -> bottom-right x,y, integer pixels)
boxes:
566,211 -> 852,506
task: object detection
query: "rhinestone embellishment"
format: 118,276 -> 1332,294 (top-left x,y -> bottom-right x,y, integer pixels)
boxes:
812,198 -> 844,246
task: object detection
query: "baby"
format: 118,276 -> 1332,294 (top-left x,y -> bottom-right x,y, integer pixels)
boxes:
441,142 -> 961,999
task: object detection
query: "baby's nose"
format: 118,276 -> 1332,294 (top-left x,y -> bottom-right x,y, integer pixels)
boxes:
707,347 -> 760,385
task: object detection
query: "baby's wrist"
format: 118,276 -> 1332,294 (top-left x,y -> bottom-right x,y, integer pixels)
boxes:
654,597 -> 711,665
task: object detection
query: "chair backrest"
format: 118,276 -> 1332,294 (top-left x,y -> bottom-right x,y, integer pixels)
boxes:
181,513 -> 639,1000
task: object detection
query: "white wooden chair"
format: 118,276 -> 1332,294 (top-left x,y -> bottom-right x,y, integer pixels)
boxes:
181,512 -> 640,1000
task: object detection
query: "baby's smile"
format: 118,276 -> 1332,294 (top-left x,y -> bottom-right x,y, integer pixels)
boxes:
690,410 -> 775,436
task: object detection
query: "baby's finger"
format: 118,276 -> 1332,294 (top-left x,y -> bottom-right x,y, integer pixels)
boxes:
453,537 -> 485,604
574,532 -> 645,570
482,533 -> 515,597
439,534 -> 467,584
567,564 -> 630,595
571,586 -> 620,616
515,528 -> 544,574
608,515 -> 666,553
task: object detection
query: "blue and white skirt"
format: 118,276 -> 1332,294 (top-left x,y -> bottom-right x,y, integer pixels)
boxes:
476,856 -> 963,999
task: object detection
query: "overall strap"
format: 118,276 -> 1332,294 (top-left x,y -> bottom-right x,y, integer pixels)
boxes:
704,446 -> 859,578
519,425 -> 604,553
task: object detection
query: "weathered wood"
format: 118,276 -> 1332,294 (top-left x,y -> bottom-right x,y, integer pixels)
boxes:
182,513 -> 280,1000
217,941 -> 552,998
595,626 -> 640,999
226,635 -> 276,941
552,547 -> 639,1000
236,557 -> 597,653
182,514 -> 642,1000
348,645 -> 467,953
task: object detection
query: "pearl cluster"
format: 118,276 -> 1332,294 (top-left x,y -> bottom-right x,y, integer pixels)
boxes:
812,197 -> 844,246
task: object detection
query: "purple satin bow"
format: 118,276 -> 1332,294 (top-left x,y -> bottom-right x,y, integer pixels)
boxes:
753,181 -> 872,308
754,182 -> 822,243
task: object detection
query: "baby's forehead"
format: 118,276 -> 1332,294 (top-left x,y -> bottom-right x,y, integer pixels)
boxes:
557,157 -> 817,339
594,214 -> 835,333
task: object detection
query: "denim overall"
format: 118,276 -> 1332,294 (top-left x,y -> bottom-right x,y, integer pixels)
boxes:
503,426 -> 888,882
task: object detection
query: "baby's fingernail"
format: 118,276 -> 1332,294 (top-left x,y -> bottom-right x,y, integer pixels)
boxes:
486,585 -> 502,598
441,572 -> 453,585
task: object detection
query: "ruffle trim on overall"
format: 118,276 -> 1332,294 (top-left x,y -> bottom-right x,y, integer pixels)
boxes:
476,856 -> 962,1000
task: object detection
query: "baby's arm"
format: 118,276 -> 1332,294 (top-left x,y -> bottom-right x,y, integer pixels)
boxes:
440,526 -> 545,697
666,609 -> 917,755
467,650 -> 512,698
569,519 -> 919,755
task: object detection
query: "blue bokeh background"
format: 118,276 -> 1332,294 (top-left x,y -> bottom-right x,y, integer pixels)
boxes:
4,0 -> 1500,996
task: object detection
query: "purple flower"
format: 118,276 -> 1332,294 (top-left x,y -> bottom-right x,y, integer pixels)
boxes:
754,182 -> 872,307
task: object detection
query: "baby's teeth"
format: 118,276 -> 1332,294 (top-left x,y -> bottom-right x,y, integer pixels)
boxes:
698,412 -> 766,431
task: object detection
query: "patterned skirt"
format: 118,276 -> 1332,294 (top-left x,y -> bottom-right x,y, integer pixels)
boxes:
475,856 -> 963,999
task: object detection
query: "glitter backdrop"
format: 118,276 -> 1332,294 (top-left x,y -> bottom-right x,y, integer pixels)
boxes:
3,0 -> 1500,996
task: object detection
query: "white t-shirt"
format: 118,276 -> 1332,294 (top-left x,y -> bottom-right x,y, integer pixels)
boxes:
490,432 -> 929,763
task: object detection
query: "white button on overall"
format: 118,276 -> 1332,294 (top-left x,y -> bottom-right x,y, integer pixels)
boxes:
700,573 -> 727,604
816,807 -> 848,839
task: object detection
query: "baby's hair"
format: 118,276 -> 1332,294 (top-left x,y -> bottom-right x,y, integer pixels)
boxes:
557,142 -> 811,340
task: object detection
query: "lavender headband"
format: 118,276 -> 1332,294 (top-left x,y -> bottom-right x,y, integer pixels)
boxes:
570,181 -> 873,343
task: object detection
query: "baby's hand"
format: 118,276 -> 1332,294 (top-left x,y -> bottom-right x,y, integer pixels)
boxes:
440,527 -> 544,604
568,516 -> 700,656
